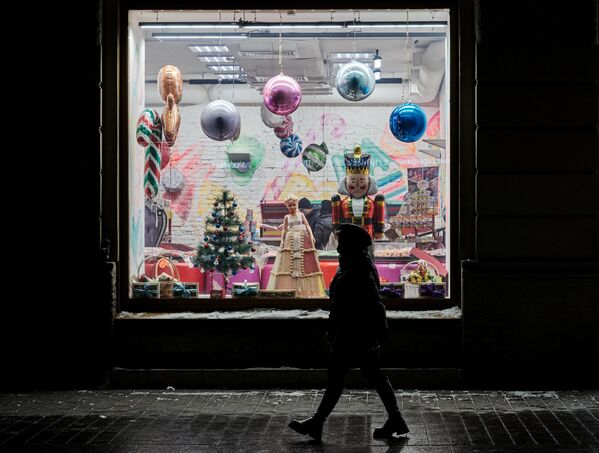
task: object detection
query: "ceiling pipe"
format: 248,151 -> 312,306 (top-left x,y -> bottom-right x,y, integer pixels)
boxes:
411,40 -> 445,103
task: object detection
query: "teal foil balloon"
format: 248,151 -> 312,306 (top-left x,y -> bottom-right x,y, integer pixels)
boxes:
335,61 -> 376,101
302,142 -> 329,172
389,102 -> 427,143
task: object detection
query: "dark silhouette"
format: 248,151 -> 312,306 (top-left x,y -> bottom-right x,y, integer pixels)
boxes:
313,200 -> 334,249
298,197 -> 320,233
288,223 -> 409,443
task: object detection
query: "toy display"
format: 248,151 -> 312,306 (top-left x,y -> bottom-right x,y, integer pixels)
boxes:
389,101 -> 427,143
331,145 -> 385,239
263,73 -> 302,115
335,61 -> 376,101
267,195 -> 326,298
201,100 -> 241,141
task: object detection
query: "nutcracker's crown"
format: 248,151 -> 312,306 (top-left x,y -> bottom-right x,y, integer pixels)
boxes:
344,145 -> 370,175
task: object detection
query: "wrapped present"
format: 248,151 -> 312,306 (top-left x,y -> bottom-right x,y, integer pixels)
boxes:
132,282 -> 159,298
210,289 -> 224,299
258,289 -> 296,298
418,282 -> 446,298
233,281 -> 259,297
173,282 -> 199,298
380,282 -> 405,299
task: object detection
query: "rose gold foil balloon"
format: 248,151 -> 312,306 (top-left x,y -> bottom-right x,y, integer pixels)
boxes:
263,74 -> 302,115
162,95 -> 181,147
158,65 -> 183,104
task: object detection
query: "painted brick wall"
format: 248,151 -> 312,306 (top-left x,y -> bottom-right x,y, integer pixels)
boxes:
149,102 -> 444,247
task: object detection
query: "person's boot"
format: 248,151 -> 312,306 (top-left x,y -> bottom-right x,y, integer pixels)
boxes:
288,416 -> 324,442
373,412 -> 409,438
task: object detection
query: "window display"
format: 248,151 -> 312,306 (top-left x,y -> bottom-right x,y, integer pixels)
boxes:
127,9 -> 450,302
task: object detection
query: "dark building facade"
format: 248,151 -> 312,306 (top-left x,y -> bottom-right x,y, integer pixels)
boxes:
4,0 -> 598,390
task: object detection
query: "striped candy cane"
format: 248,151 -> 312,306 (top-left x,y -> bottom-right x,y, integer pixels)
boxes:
136,108 -> 162,200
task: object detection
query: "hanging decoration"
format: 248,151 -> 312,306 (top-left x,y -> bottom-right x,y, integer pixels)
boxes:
388,10 -> 426,143
260,102 -> 286,128
280,134 -> 303,158
302,142 -> 329,172
231,123 -> 241,142
263,12 -> 302,115
335,61 -> 376,102
263,74 -> 302,115
157,65 -> 183,147
389,101 -> 427,143
200,100 -> 241,141
161,168 -> 185,193
136,108 -> 162,200
274,116 -> 293,139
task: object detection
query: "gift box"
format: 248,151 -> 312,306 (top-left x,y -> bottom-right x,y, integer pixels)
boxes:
379,282 -> 405,299
258,289 -> 296,298
210,289 -> 224,299
418,282 -> 446,298
233,282 -> 259,297
173,282 -> 199,298
132,282 -> 159,299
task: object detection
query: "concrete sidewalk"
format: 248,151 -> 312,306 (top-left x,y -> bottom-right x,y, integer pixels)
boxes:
1,389 -> 598,452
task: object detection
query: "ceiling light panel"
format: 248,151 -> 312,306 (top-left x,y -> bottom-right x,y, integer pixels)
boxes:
208,65 -> 241,72
189,45 -> 230,53
198,55 -> 235,63
330,52 -> 374,60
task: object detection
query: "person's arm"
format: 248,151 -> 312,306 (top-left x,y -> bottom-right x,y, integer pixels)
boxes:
280,215 -> 288,246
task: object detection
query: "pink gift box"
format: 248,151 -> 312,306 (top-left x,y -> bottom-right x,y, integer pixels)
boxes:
205,268 -> 261,294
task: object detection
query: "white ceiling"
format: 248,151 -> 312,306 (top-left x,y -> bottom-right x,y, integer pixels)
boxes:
131,9 -> 449,105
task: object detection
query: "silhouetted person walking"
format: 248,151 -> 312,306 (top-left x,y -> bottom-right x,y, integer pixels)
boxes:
288,223 -> 409,443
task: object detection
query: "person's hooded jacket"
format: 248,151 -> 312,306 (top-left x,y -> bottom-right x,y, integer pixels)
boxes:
327,224 -> 388,349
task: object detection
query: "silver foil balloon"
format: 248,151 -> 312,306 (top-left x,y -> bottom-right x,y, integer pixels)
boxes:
260,102 -> 285,128
335,61 -> 376,101
200,100 -> 241,141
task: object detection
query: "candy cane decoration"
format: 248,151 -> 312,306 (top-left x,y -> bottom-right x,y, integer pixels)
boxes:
136,108 -> 162,200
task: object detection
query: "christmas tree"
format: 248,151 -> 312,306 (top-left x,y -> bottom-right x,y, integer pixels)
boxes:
194,190 -> 255,294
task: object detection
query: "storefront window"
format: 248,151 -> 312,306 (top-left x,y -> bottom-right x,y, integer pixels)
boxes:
127,9 -> 450,303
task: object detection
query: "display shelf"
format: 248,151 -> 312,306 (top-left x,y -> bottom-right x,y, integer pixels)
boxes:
121,296 -> 457,313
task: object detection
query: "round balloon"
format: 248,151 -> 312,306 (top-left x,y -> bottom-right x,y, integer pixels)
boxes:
263,74 -> 302,115
200,100 -> 241,141
389,102 -> 427,143
335,61 -> 376,101
161,168 -> 185,193
302,142 -> 329,172
274,116 -> 293,139
260,102 -> 285,128
231,123 -> 241,142
280,134 -> 303,158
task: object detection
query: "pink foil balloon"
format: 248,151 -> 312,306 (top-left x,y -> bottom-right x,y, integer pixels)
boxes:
263,74 -> 302,115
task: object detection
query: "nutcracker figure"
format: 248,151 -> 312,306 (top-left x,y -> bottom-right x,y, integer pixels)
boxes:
331,145 -> 385,239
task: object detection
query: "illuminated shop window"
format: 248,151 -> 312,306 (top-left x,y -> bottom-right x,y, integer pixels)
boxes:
127,9 -> 451,302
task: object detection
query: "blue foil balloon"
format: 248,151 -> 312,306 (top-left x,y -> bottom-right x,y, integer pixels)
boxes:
335,61 -> 376,101
389,102 -> 427,143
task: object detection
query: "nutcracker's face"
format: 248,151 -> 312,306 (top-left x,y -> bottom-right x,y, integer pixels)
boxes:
346,174 -> 369,199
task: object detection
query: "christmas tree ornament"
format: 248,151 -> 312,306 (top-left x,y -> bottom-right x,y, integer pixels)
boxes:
161,168 -> 185,193
280,134 -> 303,158
263,74 -> 302,115
201,100 -> 241,141
260,102 -> 286,128
335,61 -> 376,101
302,142 -> 329,172
274,115 -> 293,139
239,226 -> 245,232
136,108 -> 162,200
389,101 -> 427,143
215,223 -> 221,228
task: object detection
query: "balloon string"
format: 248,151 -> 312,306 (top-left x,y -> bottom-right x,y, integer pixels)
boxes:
279,12 -> 283,73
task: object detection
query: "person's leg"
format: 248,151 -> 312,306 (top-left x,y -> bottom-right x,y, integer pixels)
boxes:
313,349 -> 350,420
288,348 -> 349,441
359,348 -> 409,437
